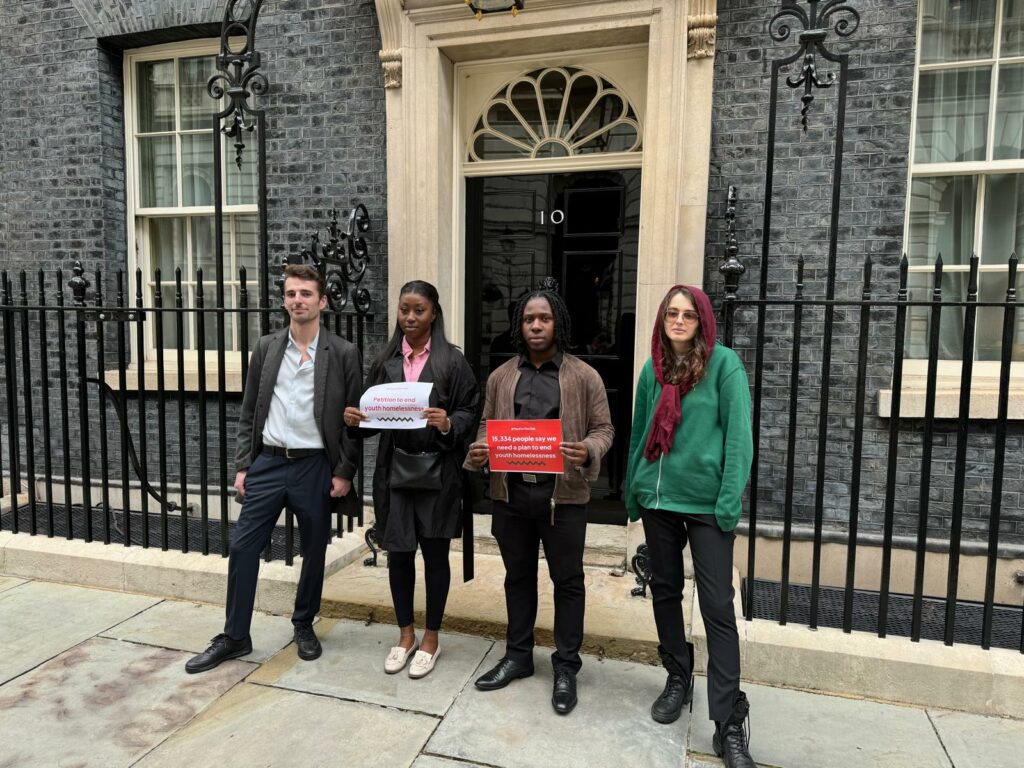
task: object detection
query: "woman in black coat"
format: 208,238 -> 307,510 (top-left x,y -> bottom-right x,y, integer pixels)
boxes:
344,280 -> 479,679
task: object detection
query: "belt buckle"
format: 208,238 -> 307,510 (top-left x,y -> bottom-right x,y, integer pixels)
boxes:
521,473 -> 537,484
285,447 -> 295,460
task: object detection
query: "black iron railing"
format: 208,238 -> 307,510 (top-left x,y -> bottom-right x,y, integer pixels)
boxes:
721,243 -> 1023,653
0,260 -> 372,565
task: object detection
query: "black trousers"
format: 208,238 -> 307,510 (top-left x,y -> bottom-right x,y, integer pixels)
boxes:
388,537 -> 452,631
492,477 -> 587,673
640,507 -> 741,722
224,451 -> 332,640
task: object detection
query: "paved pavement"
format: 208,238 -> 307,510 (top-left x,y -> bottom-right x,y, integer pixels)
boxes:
0,575 -> 1020,768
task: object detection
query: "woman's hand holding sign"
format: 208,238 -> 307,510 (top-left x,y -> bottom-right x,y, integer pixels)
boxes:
422,407 -> 451,433
343,407 -> 368,428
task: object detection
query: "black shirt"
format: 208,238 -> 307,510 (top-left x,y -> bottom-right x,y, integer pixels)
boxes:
514,352 -> 562,420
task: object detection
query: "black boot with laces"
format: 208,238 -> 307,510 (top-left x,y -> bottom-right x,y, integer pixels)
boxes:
650,642 -> 694,724
713,691 -> 755,768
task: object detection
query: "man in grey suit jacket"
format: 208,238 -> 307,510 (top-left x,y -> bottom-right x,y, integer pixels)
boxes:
186,264 -> 362,673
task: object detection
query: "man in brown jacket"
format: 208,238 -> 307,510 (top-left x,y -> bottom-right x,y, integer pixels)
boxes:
466,280 -> 613,715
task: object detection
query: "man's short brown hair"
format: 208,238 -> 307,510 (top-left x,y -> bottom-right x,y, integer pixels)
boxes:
283,264 -> 326,298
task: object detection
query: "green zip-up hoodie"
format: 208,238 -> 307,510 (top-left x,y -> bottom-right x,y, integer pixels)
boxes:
625,343 -> 753,532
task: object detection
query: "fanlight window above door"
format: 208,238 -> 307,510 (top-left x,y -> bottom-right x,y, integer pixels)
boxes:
468,67 -> 643,162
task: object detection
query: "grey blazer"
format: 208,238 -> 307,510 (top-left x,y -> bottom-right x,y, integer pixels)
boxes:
235,325 -> 363,479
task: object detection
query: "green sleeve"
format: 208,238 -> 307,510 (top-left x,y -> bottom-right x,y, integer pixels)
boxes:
625,362 -> 653,522
714,362 -> 753,532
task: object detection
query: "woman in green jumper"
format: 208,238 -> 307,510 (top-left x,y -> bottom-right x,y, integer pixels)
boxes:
625,285 -> 755,768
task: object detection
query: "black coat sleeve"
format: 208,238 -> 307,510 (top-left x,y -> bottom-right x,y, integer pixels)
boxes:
432,352 -> 481,453
334,342 -> 364,479
235,336 -> 264,472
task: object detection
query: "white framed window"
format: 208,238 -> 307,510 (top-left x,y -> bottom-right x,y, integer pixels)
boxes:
124,40 -> 260,366
905,0 -> 1024,366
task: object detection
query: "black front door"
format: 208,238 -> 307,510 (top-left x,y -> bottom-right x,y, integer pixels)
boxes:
465,169 -> 641,523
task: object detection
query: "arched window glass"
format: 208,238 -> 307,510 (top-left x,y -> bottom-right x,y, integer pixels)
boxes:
468,67 -> 643,162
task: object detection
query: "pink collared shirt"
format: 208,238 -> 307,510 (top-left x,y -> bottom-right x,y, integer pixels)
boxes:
402,335 -> 430,382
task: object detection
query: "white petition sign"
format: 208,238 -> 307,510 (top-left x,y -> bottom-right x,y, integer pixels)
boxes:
358,382 -> 433,429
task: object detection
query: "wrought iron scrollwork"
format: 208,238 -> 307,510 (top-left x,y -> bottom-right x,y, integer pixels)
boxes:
769,0 -> 860,130
282,204 -> 373,316
630,542 -> 652,598
207,0 -> 268,169
68,260 -> 91,306
364,527 -> 382,567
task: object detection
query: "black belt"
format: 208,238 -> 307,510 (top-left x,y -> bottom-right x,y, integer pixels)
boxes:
263,445 -> 324,460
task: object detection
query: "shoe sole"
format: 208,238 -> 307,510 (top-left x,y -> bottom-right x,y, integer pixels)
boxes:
552,700 -> 577,715
185,646 -> 252,674
474,668 -> 535,691
650,684 -> 694,724
297,647 -> 322,661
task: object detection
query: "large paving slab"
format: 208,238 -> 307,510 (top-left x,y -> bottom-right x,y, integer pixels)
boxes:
0,580 -> 160,684
135,682 -> 438,768
0,636 -> 250,768
426,645 -> 686,768
413,757 -> 479,768
928,709 -> 1024,768
0,575 -> 25,593
101,599 -> 298,663
689,682 -> 952,768
321,551 -> 665,663
248,618 -> 494,716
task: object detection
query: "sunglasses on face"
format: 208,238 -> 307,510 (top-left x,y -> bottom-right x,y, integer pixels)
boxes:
663,309 -> 700,323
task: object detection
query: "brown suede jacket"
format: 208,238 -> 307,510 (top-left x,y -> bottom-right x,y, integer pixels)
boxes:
463,353 -> 614,505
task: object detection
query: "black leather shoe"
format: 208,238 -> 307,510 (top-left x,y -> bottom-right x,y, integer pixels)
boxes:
551,668 -> 577,715
474,657 -> 535,691
293,623 -> 322,661
185,634 -> 252,674
651,642 -> 694,724
714,692 -> 755,768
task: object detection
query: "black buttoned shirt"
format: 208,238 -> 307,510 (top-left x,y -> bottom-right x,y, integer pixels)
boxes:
514,352 -> 562,420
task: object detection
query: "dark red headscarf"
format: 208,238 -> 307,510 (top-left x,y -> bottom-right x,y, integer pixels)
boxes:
642,285 -> 717,461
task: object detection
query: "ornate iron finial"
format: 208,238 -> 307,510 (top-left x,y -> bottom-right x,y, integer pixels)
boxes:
719,186 -> 745,299
770,1 -> 860,130
208,0 -> 268,169
68,259 -> 91,306
289,203 -> 373,315
539,276 -> 560,292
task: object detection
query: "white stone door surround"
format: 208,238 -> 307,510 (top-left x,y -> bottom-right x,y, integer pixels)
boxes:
373,0 -> 718,380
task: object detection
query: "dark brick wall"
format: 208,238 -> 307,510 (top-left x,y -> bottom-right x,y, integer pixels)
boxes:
0,0 -> 389,510
705,0 -> 1024,549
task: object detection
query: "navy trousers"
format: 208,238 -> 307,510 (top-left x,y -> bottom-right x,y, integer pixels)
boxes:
224,451 -> 333,640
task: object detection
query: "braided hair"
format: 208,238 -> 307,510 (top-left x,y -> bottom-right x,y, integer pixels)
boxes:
510,277 -> 573,355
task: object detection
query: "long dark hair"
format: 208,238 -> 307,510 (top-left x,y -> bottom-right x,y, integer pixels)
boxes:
657,285 -> 709,387
510,278 -> 573,354
368,280 -> 456,403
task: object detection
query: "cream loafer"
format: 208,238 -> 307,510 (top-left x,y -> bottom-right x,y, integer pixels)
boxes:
384,641 -> 418,674
408,648 -> 439,679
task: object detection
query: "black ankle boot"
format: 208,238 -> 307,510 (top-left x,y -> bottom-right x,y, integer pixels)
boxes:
713,691 -> 754,768
650,642 -> 693,724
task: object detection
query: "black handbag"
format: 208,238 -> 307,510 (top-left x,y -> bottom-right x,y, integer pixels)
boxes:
390,447 -> 443,491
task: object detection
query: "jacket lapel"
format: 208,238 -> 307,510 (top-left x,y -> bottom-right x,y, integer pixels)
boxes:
384,354 -> 404,383
260,329 -> 289,403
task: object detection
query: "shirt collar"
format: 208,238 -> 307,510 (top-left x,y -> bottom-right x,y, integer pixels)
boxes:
402,335 -> 431,358
519,351 -> 562,370
287,328 -> 319,359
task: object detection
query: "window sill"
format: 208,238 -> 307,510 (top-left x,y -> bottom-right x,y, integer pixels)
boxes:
878,387 -> 1024,420
104,365 -> 244,394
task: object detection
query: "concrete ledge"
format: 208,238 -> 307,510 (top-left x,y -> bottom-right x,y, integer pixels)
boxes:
687,568 -> 1024,720
0,526 -> 371,615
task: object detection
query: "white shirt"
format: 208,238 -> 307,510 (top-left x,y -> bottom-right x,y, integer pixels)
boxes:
262,330 -> 324,450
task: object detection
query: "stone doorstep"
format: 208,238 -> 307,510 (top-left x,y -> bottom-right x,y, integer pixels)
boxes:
0,525 -> 371,616
3,528 -> 1022,721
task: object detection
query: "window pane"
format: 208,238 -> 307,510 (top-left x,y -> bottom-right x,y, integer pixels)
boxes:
914,68 -> 990,163
920,0 -> 996,64
150,217 -> 187,280
137,60 -> 175,133
980,174 -> 1024,263
977,271 -> 1024,361
1003,0 -> 1024,57
138,136 -> 177,207
225,133 -> 258,205
159,284 -> 189,349
182,134 -> 215,206
905,271 -> 968,360
907,176 -> 978,267
192,216 -> 216,281
179,56 -> 217,131
234,215 -> 260,279
994,65 -> 1024,160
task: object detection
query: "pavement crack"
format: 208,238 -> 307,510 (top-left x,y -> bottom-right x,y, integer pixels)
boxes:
926,710 -> 957,768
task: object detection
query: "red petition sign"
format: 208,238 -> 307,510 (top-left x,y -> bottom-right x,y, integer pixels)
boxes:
486,419 -> 564,474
